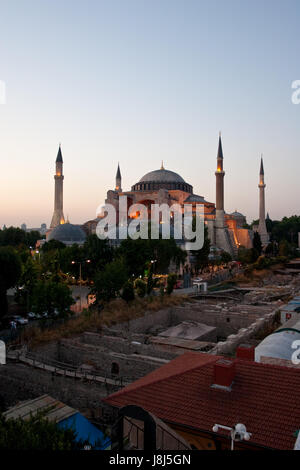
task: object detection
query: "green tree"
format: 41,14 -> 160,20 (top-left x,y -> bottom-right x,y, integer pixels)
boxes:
252,232 -> 262,259
148,238 -> 186,273
0,227 -> 27,247
193,225 -> 211,273
134,278 -> 147,298
220,251 -> 232,264
121,281 -> 135,303
0,247 -> 22,318
15,257 -> 40,310
58,244 -> 84,279
41,239 -> 66,252
146,263 -> 158,295
0,227 -> 42,249
26,230 -> 43,248
51,282 -> 75,317
278,239 -> 290,257
266,215 -> 300,245
0,412 -> 86,450
92,259 -> 128,303
31,280 -> 75,317
238,246 -> 253,265
83,234 -> 113,275
117,237 -> 186,277
166,273 -> 177,295
117,239 -> 151,276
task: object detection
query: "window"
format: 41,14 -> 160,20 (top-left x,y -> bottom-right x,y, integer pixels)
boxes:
111,362 -> 119,375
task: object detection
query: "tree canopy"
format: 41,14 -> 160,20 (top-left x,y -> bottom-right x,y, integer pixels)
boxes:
0,227 -> 42,248
0,247 -> 22,318
0,412 -> 86,450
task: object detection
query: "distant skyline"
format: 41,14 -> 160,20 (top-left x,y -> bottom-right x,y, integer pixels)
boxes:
0,0 -> 300,228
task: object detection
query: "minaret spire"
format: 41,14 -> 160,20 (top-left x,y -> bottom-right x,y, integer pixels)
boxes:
115,163 -> 122,192
50,145 -> 65,228
215,133 -> 225,216
258,155 -> 269,246
217,132 -> 224,162
56,144 -> 63,163
260,155 -> 264,175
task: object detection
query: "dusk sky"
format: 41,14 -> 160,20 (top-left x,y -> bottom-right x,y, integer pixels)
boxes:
0,0 -> 299,228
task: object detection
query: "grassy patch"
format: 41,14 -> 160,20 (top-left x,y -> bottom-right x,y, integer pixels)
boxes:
20,295 -> 189,348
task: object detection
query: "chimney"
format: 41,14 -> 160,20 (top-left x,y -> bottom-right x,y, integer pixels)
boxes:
236,344 -> 255,361
212,359 -> 235,390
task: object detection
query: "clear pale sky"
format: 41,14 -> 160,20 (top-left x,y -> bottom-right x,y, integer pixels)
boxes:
0,0 -> 299,228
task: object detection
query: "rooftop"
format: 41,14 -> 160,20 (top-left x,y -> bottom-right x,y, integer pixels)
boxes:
104,352 -> 300,450
47,222 -> 86,244
3,394 -> 76,423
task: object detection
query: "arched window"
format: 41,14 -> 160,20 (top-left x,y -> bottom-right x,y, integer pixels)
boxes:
111,362 -> 119,375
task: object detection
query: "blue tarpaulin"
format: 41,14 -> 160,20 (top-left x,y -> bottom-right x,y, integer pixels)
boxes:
57,412 -> 111,449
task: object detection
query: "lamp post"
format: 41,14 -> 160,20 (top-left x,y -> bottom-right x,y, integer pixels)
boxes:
150,259 -> 157,274
212,423 -> 251,450
71,260 -> 91,311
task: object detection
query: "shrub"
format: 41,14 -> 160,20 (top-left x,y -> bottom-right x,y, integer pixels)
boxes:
166,273 -> 177,295
220,251 -> 232,264
121,281 -> 135,303
253,255 -> 271,270
134,278 -> 147,298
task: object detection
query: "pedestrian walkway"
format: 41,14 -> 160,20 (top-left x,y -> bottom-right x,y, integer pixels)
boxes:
7,350 -> 131,388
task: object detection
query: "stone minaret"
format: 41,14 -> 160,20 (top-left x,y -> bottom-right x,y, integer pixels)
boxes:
50,145 -> 65,228
215,133 -> 225,228
258,156 -> 269,246
214,133 -> 235,256
115,163 -> 122,192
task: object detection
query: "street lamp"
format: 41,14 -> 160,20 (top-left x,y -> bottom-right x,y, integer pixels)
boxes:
150,259 -> 157,274
212,423 -> 251,450
71,260 -> 91,311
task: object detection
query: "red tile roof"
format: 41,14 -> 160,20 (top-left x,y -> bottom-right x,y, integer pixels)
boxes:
104,352 -> 300,450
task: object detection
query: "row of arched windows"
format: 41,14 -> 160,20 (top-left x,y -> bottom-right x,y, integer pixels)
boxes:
131,182 -> 193,193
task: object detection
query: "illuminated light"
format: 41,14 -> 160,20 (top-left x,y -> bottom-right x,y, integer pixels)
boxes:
130,212 -> 140,219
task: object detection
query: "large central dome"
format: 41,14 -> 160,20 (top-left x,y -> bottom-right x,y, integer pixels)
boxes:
131,166 -> 193,193
139,168 -> 186,184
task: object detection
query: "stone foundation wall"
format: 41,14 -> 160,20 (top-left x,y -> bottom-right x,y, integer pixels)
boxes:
34,334 -> 177,380
110,304 -> 265,338
59,340 -> 164,379
80,332 -> 176,360
172,306 -> 264,338
210,309 -> 279,355
0,362 -> 117,411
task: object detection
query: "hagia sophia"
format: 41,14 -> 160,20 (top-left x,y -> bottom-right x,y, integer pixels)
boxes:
45,135 -> 269,257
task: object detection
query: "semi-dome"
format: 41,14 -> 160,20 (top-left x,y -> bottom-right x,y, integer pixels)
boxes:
47,222 -> 86,245
131,166 -> 193,193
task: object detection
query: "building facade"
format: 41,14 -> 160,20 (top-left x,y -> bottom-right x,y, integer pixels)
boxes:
89,135 -> 252,257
